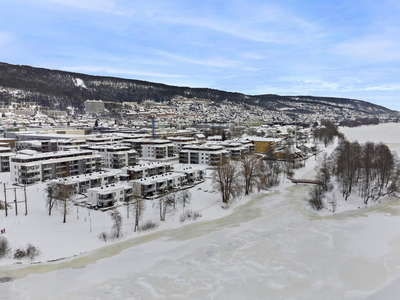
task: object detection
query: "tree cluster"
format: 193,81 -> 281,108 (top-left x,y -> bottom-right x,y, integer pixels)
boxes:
309,139 -> 400,210
333,140 -> 399,204
313,120 -> 340,147
212,153 -> 276,205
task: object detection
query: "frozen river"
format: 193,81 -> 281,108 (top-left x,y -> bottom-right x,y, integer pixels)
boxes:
1,124 -> 400,299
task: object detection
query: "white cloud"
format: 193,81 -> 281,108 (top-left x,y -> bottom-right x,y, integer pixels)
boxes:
154,3 -> 321,45
38,0 -> 132,15
336,37 -> 400,62
156,50 -> 241,68
362,84 -> 400,91
64,66 -> 185,78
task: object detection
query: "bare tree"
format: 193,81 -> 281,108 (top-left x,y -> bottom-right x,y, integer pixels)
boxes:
154,196 -> 174,221
177,189 -> 192,214
45,182 -> 60,216
264,158 -> 281,188
108,209 -> 123,238
212,157 -> 242,204
240,153 -> 266,195
132,191 -> 146,232
316,152 -> 332,192
55,182 -> 75,223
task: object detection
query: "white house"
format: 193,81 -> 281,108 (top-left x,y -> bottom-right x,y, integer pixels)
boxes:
87,182 -> 133,207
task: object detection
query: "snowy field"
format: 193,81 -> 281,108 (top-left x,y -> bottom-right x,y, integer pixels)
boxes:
0,169 -> 250,265
1,123 -> 400,299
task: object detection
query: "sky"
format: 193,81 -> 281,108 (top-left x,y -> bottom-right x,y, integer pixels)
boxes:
0,0 -> 399,110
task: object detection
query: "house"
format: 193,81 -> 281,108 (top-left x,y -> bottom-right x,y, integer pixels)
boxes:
87,182 -> 133,207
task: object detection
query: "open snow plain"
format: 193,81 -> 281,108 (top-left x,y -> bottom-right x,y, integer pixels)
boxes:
1,123 -> 400,299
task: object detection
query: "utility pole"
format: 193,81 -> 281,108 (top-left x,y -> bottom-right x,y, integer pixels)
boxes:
90,219 -> 92,233
4,183 -> 7,217
24,184 -> 27,216
14,188 -> 18,216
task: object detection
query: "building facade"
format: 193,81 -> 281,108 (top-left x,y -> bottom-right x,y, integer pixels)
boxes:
10,150 -> 102,184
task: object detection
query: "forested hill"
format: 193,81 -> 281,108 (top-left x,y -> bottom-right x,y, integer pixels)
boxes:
0,62 -> 396,117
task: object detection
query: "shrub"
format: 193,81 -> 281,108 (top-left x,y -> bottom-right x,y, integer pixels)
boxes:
13,244 -> 41,260
139,220 -> 159,231
308,185 -> 325,210
98,231 -> 108,242
26,244 -> 41,260
0,236 -> 11,259
13,248 -> 26,259
180,210 -> 202,222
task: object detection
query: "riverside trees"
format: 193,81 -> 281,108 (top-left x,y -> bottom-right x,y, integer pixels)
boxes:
213,153 -> 270,204
310,138 -> 400,210
333,140 -> 399,204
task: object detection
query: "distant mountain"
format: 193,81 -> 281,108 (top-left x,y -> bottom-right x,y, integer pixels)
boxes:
0,62 -> 397,118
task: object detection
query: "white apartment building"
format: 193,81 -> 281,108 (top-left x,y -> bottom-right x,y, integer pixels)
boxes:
119,162 -> 173,181
173,165 -> 205,184
89,145 -> 136,169
85,135 -> 124,146
87,182 -> 133,207
167,136 -> 198,153
41,139 -> 87,152
10,150 -> 102,184
179,144 -> 229,165
219,141 -> 250,159
141,139 -> 175,159
55,170 -> 120,194
130,166 -> 204,197
0,147 -> 14,172
131,172 -> 182,197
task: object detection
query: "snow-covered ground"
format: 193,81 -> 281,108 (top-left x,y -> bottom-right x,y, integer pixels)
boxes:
340,122 -> 400,156
1,123 -> 400,299
0,169 -> 255,265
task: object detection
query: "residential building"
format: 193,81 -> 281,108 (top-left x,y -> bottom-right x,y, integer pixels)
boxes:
167,136 -> 197,153
85,135 -> 124,146
85,100 -> 105,113
89,145 -> 136,169
55,170 -> 120,194
119,162 -> 173,181
10,150 -> 102,184
87,182 -> 133,207
249,137 -> 282,154
141,139 -> 175,159
0,147 -> 14,172
131,173 -> 182,197
179,144 -> 229,165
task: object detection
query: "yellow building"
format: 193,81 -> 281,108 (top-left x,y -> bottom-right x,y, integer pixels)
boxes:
250,137 -> 281,154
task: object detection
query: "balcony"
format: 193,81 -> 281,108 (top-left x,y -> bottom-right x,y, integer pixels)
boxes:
99,194 -> 114,200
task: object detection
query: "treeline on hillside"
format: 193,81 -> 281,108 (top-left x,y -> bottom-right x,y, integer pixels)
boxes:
309,138 -> 400,210
0,62 -> 396,114
339,118 -> 380,127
